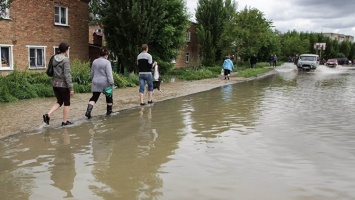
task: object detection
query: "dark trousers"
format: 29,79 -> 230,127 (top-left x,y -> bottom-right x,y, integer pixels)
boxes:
89,92 -> 113,104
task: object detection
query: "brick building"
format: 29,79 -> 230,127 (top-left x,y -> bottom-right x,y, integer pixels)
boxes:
173,22 -> 200,68
0,0 -> 90,72
88,22 -> 200,69
88,24 -> 105,62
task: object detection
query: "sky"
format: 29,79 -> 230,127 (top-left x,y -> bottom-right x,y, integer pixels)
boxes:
185,0 -> 355,39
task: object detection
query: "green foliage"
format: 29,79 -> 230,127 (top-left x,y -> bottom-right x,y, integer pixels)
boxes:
280,30 -> 310,60
0,71 -> 41,100
71,59 -> 91,85
113,73 -> 139,88
0,60 -> 140,102
90,0 -> 189,73
196,0 -> 237,65
224,7 -> 273,61
197,25 -> 216,66
167,67 -> 217,80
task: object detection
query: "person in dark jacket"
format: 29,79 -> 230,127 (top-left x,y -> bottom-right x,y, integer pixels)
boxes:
269,54 -> 274,67
85,48 -> 114,119
43,42 -> 74,126
250,54 -> 258,68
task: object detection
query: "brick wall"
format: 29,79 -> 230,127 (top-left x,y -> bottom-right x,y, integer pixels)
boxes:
0,0 -> 89,71
174,23 -> 200,69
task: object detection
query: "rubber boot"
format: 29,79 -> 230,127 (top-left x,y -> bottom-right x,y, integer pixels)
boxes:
106,105 -> 112,115
85,104 -> 94,119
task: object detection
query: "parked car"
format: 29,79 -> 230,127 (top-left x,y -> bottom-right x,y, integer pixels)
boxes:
297,54 -> 319,71
326,59 -> 338,68
335,58 -> 348,65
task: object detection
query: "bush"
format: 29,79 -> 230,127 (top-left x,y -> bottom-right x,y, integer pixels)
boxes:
71,59 -> 91,86
166,67 -> 218,80
113,73 -> 139,88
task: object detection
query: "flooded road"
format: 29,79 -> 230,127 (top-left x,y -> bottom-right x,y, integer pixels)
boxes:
1,65 -> 355,200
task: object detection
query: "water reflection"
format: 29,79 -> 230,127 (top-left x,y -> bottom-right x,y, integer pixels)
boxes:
50,128 -> 75,198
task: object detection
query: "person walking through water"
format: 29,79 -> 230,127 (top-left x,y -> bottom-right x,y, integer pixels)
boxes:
85,48 -> 115,119
222,56 -> 234,80
250,54 -> 258,68
43,42 -> 74,126
273,54 -> 278,67
137,44 -> 157,106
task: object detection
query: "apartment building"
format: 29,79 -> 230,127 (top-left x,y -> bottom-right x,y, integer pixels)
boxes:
0,0 -> 90,72
174,22 -> 200,68
323,33 -> 354,43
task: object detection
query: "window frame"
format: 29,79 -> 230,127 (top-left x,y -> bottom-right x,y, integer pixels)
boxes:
53,46 -> 70,58
186,31 -> 191,42
26,45 -> 47,69
185,52 -> 190,64
0,0 -> 10,19
54,5 -> 68,26
0,44 -> 14,70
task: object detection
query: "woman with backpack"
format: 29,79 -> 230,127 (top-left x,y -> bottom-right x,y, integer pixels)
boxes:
43,42 -> 74,126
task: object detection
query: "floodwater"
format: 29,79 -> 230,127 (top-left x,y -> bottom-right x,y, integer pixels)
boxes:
1,64 -> 355,200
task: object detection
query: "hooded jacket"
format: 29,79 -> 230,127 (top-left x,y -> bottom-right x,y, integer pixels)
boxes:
52,54 -> 73,91
223,58 -> 234,71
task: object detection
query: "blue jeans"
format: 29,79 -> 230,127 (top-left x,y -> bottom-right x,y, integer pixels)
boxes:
139,73 -> 153,94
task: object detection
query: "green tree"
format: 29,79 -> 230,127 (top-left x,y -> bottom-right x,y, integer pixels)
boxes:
196,0 -> 237,66
258,29 -> 282,62
224,7 -> 273,61
90,0 -> 189,73
339,41 -> 351,58
349,43 -> 355,60
280,30 -> 310,59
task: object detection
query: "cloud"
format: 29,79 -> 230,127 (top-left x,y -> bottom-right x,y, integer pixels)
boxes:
185,0 -> 355,39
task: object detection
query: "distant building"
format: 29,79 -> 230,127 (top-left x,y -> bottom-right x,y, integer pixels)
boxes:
0,0 -> 90,72
88,22 -> 201,69
173,22 -> 200,68
89,25 -> 105,62
322,33 -> 354,43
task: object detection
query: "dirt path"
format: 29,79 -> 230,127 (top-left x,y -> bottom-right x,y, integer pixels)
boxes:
0,71 -> 275,139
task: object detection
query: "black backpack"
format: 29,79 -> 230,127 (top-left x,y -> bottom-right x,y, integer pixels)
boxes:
46,55 -> 55,77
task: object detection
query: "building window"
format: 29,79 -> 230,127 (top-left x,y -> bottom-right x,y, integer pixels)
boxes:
186,31 -> 191,42
53,46 -> 69,58
27,46 -> 46,69
54,6 -> 68,26
185,52 -> 190,63
0,0 -> 10,19
0,45 -> 13,70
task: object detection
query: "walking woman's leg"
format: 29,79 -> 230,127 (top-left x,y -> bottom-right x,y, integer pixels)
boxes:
43,87 -> 62,125
86,92 -> 100,119
105,94 -> 113,115
62,88 -> 71,125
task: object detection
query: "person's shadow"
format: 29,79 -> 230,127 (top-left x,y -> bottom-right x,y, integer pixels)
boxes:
50,128 -> 76,198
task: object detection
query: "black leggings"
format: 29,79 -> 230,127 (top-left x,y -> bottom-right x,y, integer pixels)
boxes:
53,87 -> 70,106
89,92 -> 113,104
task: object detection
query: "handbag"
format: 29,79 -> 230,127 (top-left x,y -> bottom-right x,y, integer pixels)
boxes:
103,86 -> 113,97
46,55 -> 55,77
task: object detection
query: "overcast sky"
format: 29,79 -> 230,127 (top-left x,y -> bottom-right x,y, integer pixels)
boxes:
185,0 -> 355,38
